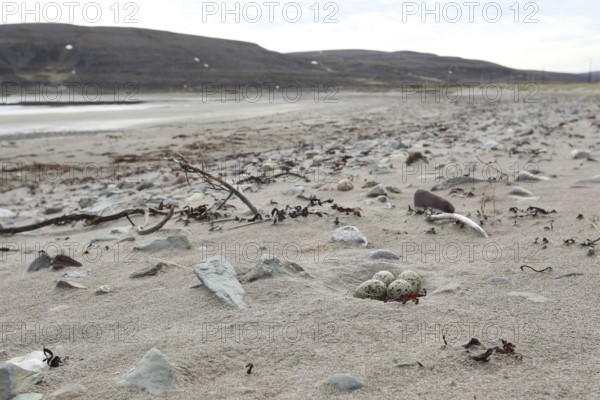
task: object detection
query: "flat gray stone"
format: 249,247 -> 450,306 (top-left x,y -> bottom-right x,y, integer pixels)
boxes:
193,256 -> 247,309
243,255 -> 312,282
431,176 -> 485,191
55,280 -> 87,290
490,277 -> 510,285
130,263 -> 164,278
0,364 -> 43,399
135,234 -> 191,251
95,285 -> 111,295
285,185 -> 305,196
571,149 -> 590,159
61,269 -> 92,279
576,175 -> 600,184
366,184 -> 386,197
332,226 -> 368,247
368,249 -> 400,260
118,348 -> 179,395
508,291 -> 549,303
509,186 -> 534,197
515,171 -> 549,182
327,373 -> 364,392
13,393 -> 43,400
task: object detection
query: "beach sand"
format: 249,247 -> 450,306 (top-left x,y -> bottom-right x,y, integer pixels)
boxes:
1,88 -> 600,399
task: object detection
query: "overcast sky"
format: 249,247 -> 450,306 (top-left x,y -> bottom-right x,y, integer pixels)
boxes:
5,0 -> 599,73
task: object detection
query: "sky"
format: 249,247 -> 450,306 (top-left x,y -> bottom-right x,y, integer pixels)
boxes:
3,0 -> 599,73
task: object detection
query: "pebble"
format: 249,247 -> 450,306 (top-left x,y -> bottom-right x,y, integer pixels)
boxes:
110,226 -> 131,234
78,197 -> 96,208
45,384 -> 86,400
366,184 -> 386,197
130,263 -> 164,278
84,202 -> 114,214
336,179 -> 354,191
285,185 -> 305,196
136,181 -> 154,191
332,226 -> 368,247
118,348 -> 179,395
414,189 -> 455,213
56,280 -> 87,289
571,149 -> 590,159
13,394 -> 43,400
135,234 -> 192,251
516,171 -> 549,182
509,186 -> 534,197
90,236 -> 119,243
508,292 -> 549,303
0,363 -> 43,399
431,176 -> 484,191
95,285 -> 111,295
243,255 -> 311,282
327,373 -> 364,392
61,269 -> 92,279
490,277 -> 510,285
27,251 -> 52,272
368,249 -> 400,260
193,256 -> 247,309
0,208 -> 16,218
576,175 -> 600,184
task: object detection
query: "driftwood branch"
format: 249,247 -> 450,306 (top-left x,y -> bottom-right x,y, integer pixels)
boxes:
170,155 -> 260,218
0,209 -> 147,235
427,213 -> 489,238
137,207 -> 175,235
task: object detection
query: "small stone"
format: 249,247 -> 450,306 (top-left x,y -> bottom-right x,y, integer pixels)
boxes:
0,208 -> 16,218
336,179 -> 354,191
0,364 -> 43,399
78,197 -> 96,208
576,175 -> 600,184
376,195 -> 388,203
95,285 -> 111,295
385,186 -> 401,194
571,149 -> 590,159
366,184 -> 386,197
44,207 -> 63,215
509,186 -> 534,197
136,181 -> 154,191
27,251 -> 52,272
193,256 -> 246,309
243,255 -> 311,282
55,280 -> 87,289
135,234 -> 192,251
110,226 -> 131,234
285,185 -> 305,196
327,373 -> 364,392
491,277 -> 510,285
484,139 -> 500,151
130,263 -> 164,278
61,269 -> 91,279
431,176 -> 485,191
515,171 -> 549,182
118,349 -> 179,395
332,226 -> 368,247
13,394 -> 43,400
508,292 -> 549,303
45,384 -> 86,400
368,249 -> 400,260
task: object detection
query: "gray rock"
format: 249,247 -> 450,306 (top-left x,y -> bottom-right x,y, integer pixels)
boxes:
136,181 -> 154,191
193,256 -> 247,309
431,176 -> 485,191
135,234 -> 192,251
0,363 -> 43,399
484,140 -> 500,151
110,226 -> 131,234
61,269 -> 92,279
515,171 -> 549,182
0,208 -> 16,218
118,348 -> 179,395
368,249 -> 400,260
78,197 -> 96,209
571,149 -> 591,159
332,226 -> 368,247
45,384 -> 86,400
55,280 -> 87,290
130,263 -> 164,278
490,277 -> 510,285
84,202 -> 113,214
507,292 -> 549,303
95,285 -> 111,295
27,251 -> 52,272
366,184 -> 386,197
285,185 -> 305,196
576,175 -> 600,184
327,373 -> 364,392
243,255 -> 312,282
13,393 -> 43,400
509,186 -> 534,197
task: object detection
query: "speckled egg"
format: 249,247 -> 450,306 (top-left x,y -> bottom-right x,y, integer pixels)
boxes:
354,279 -> 388,300
387,279 -> 413,299
372,271 -> 395,287
397,270 -> 422,294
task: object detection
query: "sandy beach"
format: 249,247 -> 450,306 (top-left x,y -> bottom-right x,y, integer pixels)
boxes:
1,87 -> 600,399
